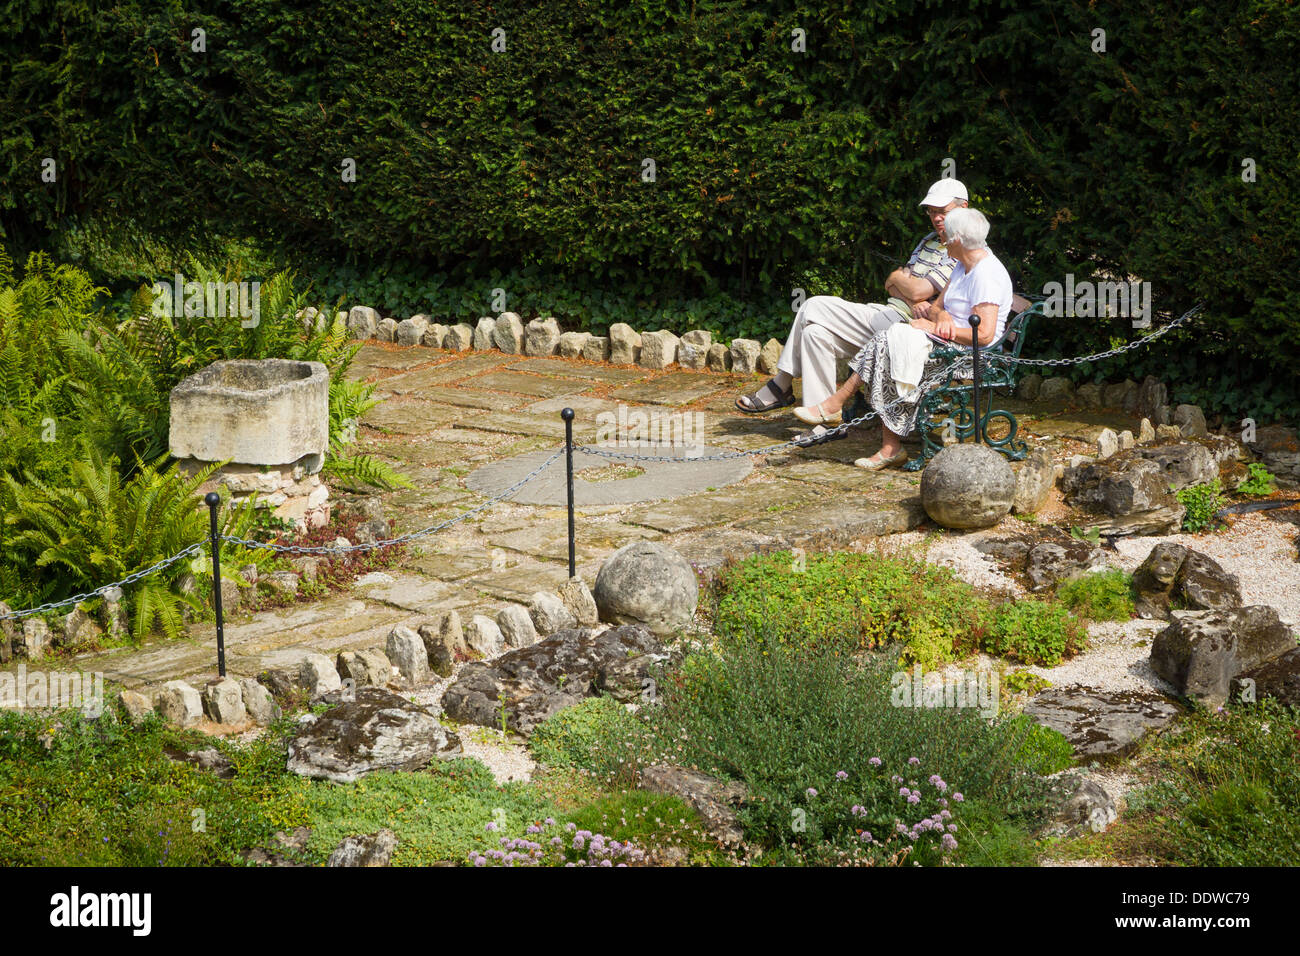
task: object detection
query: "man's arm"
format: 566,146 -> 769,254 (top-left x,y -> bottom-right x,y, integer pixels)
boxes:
885,268 -> 939,304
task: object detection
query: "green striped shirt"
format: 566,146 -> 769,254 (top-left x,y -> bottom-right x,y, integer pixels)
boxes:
886,231 -> 958,319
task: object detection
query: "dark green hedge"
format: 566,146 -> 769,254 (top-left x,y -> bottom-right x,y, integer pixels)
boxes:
2,0 -> 1297,417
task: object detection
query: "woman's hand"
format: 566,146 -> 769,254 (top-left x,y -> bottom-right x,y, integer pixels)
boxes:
911,300 -> 933,321
932,310 -> 957,342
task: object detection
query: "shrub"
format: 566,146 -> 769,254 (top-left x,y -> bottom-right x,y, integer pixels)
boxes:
710,549 -> 990,668
1103,699 -> 1300,866
1008,716 -> 1075,776
0,708 -> 309,865
1055,569 -> 1135,622
528,695 -> 645,782
1235,462 -> 1277,497
633,641 -> 1053,863
1175,478 -> 1225,533
984,599 -> 1087,667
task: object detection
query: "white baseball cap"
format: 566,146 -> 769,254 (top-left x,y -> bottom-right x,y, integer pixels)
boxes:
919,179 -> 969,208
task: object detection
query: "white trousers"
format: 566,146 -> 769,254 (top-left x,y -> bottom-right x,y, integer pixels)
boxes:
776,295 -> 904,408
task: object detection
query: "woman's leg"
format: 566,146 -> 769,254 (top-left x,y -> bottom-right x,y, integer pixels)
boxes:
813,372 -> 862,416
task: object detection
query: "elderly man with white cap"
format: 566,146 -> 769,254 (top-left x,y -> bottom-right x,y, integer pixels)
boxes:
735,178 -> 969,445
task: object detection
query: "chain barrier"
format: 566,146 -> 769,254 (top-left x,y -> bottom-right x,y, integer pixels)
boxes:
0,543 -> 207,623
0,298 -> 1198,623
0,446 -> 567,623
222,445 -> 567,555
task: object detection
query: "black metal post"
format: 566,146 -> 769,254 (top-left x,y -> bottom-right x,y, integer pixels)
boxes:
205,492 -> 226,677
969,315 -> 982,445
561,408 -> 576,578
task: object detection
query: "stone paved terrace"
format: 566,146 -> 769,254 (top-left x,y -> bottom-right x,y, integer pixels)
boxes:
62,342 -> 1150,691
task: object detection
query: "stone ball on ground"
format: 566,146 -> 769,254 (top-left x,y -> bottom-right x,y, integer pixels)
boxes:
920,443 -> 1016,529
593,542 -> 698,635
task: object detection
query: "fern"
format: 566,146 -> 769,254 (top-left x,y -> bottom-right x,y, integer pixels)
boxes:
322,454 -> 414,492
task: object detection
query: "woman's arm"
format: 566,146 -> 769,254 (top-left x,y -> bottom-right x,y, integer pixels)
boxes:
944,302 -> 1000,347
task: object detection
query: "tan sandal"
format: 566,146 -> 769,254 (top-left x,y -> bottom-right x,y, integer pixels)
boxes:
855,449 -> 908,471
793,402 -> 843,426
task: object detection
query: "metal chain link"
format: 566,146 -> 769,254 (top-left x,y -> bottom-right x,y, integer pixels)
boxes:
223,445 -> 567,555
0,543 -> 207,623
1,446 -> 568,620
999,303 -> 1201,367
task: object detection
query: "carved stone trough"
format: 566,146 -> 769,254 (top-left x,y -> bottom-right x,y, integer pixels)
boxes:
170,359 -> 333,530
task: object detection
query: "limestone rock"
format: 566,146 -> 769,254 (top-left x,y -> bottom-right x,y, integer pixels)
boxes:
299,652 -> 343,697
422,323 -> 448,348
202,677 -> 247,725
395,315 -> 429,346
582,335 -> 610,362
608,323 -> 641,364
496,605 -> 538,648
1025,540 -> 1110,591
1096,428 -> 1119,459
678,342 -> 708,370
118,689 -> 155,723
419,610 -> 466,677
639,764 -> 747,846
1103,379 -> 1137,409
680,329 -> 712,350
1150,606 -> 1295,706
728,338 -> 762,374
1138,418 -> 1155,443
558,577 -> 600,626
920,444 -> 1015,529
493,312 -> 525,353
465,614 -> 505,658
706,343 -> 732,371
444,324 -> 474,351
1076,383 -> 1104,409
239,678 -> 281,725
377,317 -> 398,342
639,330 -> 679,369
1061,454 -> 1184,535
524,316 -> 561,356
337,648 -> 393,688
386,625 -> 428,685
1132,543 -> 1242,619
1038,376 -> 1074,401
1232,647 -> 1300,707
347,306 -> 378,340
758,338 -> 783,375
286,687 -> 462,783
328,829 -> 398,867
1041,773 -> 1117,837
473,316 -> 497,351
529,592 -> 577,636
558,331 -> 590,358
1011,447 -> 1055,514
1016,372 -> 1043,400
1118,429 -> 1135,450
1023,686 -> 1182,763
1156,424 -> 1182,441
156,680 -> 204,728
593,542 -> 698,635
1173,404 -> 1207,438
442,624 -> 666,734
16,617 -> 51,660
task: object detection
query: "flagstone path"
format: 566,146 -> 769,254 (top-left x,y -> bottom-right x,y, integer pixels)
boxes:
55,342 -> 1145,693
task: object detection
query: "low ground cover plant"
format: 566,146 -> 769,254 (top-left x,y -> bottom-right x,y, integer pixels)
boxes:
1054,569 -> 1135,623
710,549 -> 1086,668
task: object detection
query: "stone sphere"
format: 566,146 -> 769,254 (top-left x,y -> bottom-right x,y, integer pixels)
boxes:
920,444 -> 1016,529
593,542 -> 698,635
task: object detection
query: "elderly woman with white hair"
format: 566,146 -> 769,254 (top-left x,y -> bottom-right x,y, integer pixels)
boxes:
792,207 -> 1013,470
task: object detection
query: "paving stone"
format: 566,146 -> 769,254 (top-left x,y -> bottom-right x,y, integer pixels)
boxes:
466,447 -> 752,505
737,496 -> 926,547
488,520 -> 661,563
765,457 -> 906,493
352,572 -> 479,615
606,371 -> 728,406
622,482 -> 821,533
470,370 -> 592,398
522,395 -> 624,418
359,401 -> 469,435
462,561 -> 576,603
346,345 -> 439,378
505,358 -> 650,384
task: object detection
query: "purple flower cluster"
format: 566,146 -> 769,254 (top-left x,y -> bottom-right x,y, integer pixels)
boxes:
468,818 -> 647,867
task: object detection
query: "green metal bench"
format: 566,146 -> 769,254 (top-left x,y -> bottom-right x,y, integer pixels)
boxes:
899,294 -> 1042,472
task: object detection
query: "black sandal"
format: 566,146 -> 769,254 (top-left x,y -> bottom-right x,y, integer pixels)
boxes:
736,379 -> 796,413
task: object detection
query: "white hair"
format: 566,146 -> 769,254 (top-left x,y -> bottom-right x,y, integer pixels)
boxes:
944,208 -> 990,249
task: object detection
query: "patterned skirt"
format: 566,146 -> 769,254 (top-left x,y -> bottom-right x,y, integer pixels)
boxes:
849,335 -> 971,437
